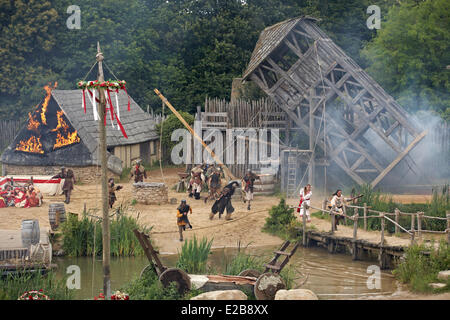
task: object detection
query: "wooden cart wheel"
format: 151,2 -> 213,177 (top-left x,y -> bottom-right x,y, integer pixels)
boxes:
254,272 -> 285,300
159,267 -> 191,294
238,269 -> 262,278
139,264 -> 157,279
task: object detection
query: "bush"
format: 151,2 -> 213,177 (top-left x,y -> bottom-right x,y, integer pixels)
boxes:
263,198 -> 302,240
176,236 -> 213,274
393,240 -> 450,293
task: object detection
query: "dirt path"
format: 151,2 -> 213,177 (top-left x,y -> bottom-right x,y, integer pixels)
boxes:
0,168 -> 442,253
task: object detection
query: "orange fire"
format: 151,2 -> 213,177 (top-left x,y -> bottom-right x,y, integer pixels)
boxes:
53,131 -> 80,150
40,82 -> 58,125
51,110 -> 69,132
27,112 -> 40,131
16,136 -> 44,154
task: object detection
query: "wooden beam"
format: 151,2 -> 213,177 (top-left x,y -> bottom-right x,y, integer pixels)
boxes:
371,130 -> 427,187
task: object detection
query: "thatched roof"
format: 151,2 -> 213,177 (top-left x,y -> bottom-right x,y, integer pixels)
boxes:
242,16 -> 319,80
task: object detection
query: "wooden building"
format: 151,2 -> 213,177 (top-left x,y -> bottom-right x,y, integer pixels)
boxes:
1,89 -> 160,182
240,16 -> 426,195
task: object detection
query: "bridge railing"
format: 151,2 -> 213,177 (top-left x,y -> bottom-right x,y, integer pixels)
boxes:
299,202 -> 450,247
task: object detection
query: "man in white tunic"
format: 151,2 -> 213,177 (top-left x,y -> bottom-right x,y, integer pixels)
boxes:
297,184 -> 312,222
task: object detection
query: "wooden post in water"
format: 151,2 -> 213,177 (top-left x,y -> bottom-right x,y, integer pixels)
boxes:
394,208 -> 400,234
302,208 -> 307,247
446,211 -> 450,245
363,203 -> 367,231
380,213 -> 385,247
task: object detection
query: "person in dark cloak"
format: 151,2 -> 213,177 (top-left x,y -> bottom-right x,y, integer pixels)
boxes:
210,181 -> 239,221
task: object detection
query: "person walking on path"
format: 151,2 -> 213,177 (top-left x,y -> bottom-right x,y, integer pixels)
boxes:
52,167 -> 76,204
177,199 -> 193,241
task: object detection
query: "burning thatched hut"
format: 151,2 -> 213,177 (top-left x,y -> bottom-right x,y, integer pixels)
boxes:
1,87 -> 160,182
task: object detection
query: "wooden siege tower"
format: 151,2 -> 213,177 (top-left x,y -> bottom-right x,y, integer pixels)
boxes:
242,16 -> 427,195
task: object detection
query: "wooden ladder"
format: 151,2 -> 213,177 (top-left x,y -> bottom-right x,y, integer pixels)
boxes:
286,150 -> 298,198
264,241 -> 300,274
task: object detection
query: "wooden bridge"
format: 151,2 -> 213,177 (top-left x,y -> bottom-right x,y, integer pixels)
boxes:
296,203 -> 450,269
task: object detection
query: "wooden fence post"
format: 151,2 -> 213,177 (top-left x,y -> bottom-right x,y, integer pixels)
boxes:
446,211 -> 450,245
352,208 -> 358,261
363,203 -> 367,231
394,208 -> 400,234
410,213 -> 415,245
353,208 -> 358,240
343,205 -> 347,225
331,206 -> 335,233
379,213 -> 388,269
417,212 -> 423,240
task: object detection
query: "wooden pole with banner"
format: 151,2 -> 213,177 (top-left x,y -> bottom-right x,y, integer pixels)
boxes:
96,43 -> 111,299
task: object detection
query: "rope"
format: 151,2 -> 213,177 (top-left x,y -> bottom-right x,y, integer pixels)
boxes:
150,207 -> 268,234
103,62 -> 120,82
82,61 -> 98,82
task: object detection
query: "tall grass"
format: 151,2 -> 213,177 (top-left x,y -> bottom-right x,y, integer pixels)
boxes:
393,240 -> 450,293
0,270 -> 74,300
176,236 -> 213,274
61,205 -> 152,257
353,184 -> 450,232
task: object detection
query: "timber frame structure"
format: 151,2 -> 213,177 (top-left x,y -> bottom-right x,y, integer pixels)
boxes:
242,16 -> 427,193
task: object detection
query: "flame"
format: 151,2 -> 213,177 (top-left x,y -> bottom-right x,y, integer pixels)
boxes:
27,112 -> 40,131
53,131 -> 80,150
40,82 -> 58,125
16,136 -> 44,154
51,110 -> 69,132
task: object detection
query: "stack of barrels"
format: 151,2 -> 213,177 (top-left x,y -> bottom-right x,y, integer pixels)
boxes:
254,173 -> 275,196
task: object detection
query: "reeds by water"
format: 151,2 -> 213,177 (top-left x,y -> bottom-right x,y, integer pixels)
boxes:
176,236 -> 213,274
61,204 -> 152,257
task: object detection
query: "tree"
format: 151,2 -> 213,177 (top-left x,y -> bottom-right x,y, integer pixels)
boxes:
362,0 -> 450,118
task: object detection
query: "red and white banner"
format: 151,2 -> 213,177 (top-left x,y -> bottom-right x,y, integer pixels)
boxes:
0,176 -> 63,195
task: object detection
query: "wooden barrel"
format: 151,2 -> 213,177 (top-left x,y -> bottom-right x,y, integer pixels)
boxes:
49,203 -> 66,230
21,219 -> 40,247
